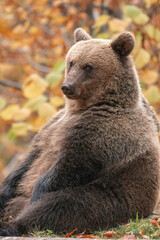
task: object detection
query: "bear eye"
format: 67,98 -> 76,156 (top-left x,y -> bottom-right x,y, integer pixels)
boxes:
69,61 -> 73,70
83,64 -> 93,73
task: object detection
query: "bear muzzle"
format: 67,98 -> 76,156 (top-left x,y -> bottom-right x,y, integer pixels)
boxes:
61,83 -> 74,98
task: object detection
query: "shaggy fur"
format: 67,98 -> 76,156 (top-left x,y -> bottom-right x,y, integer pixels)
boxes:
0,28 -> 160,236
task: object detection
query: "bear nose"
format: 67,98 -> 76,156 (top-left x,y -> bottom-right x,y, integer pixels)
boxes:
61,84 -> 74,95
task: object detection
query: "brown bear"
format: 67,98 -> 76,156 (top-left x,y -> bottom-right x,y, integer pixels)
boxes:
0,28 -> 159,236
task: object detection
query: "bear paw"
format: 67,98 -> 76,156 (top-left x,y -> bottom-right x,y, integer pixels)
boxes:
0,227 -> 12,236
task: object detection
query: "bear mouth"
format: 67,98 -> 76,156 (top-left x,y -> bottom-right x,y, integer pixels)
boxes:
65,93 -> 78,100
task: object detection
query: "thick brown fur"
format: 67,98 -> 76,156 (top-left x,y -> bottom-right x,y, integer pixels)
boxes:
0,29 -> 160,236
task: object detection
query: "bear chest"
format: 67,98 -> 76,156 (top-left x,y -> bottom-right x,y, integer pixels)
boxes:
18,113 -> 76,197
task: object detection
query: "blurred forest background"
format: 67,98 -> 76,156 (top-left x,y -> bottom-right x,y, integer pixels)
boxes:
0,0 -> 160,184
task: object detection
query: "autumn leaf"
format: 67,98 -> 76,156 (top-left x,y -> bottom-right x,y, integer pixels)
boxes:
29,26 -> 41,36
38,102 -> 57,120
0,97 -> 7,110
77,234 -> 100,238
0,104 -> 20,121
144,0 -> 159,8
96,33 -> 109,39
53,16 -> 67,24
46,58 -> 65,88
140,69 -> 158,85
123,4 -> 149,24
93,15 -> 110,28
108,18 -> 129,32
46,72 -> 63,88
8,122 -> 33,140
143,86 -> 160,104
119,234 -> 139,239
50,96 -> 65,108
52,59 -> 65,73
12,108 -> 31,121
13,24 -> 27,35
140,231 -> 149,239
134,48 -> 150,69
149,218 -> 158,226
144,24 -> 160,42
103,230 -> 117,238
24,95 -> 47,111
22,74 -> 48,99
133,13 -> 149,25
149,217 -> 160,227
29,116 -> 47,132
123,5 -> 142,19
64,229 -> 78,237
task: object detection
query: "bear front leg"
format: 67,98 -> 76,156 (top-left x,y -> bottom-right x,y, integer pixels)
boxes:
0,222 -> 19,236
0,227 -> 12,236
30,152 -> 102,203
0,148 -> 40,215
30,170 -> 53,203
30,162 -> 80,203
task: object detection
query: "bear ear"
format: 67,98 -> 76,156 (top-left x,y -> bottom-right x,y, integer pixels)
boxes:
74,28 -> 92,42
111,32 -> 135,57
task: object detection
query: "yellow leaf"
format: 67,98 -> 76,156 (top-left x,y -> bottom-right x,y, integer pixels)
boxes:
96,33 -> 109,39
24,95 -> 47,111
53,16 -> 67,24
19,10 -> 28,20
108,18 -> 129,32
140,69 -> 159,85
46,72 -> 63,88
50,96 -> 65,108
144,0 -> 159,8
22,74 -> 48,99
0,97 -> 7,110
133,13 -> 149,25
123,5 -> 142,19
29,26 -> 41,35
12,108 -> 31,121
11,39 -> 34,50
38,102 -> 57,120
23,95 -> 47,111
13,24 -> 27,34
8,122 -> 33,139
30,116 -> 47,132
134,48 -> 150,69
53,59 -> 65,73
43,8 -> 52,16
0,105 -> 19,120
132,33 -> 142,55
144,24 -> 160,42
135,33 -> 142,48
143,86 -> 160,104
93,15 -> 110,28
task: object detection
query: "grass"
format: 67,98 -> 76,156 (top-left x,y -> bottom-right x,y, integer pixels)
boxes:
30,214 -> 160,239
95,216 -> 160,239
29,229 -> 57,238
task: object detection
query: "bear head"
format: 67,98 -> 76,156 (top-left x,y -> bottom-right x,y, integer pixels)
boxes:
62,28 -> 140,110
